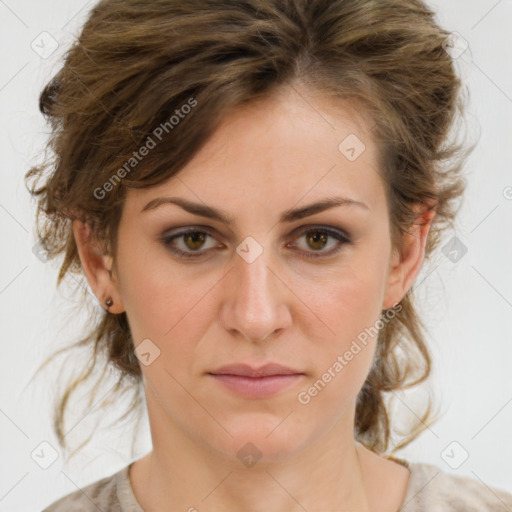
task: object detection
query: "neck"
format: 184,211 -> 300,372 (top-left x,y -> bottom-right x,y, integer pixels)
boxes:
130,398 -> 372,512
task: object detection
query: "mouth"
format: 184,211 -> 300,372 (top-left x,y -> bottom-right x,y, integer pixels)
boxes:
207,363 -> 305,398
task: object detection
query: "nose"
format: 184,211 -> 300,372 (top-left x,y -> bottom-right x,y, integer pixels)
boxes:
219,248 -> 293,343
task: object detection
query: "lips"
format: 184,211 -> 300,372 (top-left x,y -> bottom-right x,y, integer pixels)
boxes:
208,363 -> 303,378
208,363 -> 304,399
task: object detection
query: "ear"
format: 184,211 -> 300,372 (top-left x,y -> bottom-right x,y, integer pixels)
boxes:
382,202 -> 436,310
72,219 -> 125,314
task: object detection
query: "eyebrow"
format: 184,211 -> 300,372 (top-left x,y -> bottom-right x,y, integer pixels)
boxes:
141,195 -> 370,224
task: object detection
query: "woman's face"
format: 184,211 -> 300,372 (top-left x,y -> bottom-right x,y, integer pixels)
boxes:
84,87 -> 426,463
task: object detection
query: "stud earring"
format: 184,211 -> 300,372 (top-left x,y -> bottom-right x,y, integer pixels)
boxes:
105,297 -> 113,310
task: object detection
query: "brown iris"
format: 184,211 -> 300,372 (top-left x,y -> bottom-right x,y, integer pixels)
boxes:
183,232 -> 207,250
306,231 -> 328,251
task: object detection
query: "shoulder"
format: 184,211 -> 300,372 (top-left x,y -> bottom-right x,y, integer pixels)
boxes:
41,464 -> 136,512
401,460 -> 512,511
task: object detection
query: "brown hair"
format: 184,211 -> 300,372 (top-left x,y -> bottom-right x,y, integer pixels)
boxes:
26,0 -> 474,460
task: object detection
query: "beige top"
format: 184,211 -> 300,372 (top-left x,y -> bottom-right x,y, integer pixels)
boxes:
42,458 -> 512,511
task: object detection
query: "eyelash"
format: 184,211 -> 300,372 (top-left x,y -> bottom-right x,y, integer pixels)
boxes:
160,226 -> 351,261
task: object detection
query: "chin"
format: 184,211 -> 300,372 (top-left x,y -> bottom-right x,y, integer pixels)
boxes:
204,417 -> 311,466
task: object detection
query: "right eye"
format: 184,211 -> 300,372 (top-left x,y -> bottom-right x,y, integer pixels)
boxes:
160,228 -> 223,259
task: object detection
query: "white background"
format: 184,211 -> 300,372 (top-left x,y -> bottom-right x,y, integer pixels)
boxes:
1,0 -> 511,510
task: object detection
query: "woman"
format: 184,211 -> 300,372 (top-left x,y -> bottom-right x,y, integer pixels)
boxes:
28,0 -> 512,510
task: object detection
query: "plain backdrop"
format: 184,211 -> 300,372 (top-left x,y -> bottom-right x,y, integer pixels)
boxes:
1,0 -> 511,510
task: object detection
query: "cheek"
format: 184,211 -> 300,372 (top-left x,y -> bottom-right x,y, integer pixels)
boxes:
296,243 -> 389,395
116,238 -> 216,345
295,273 -> 381,422
299,252 -> 389,346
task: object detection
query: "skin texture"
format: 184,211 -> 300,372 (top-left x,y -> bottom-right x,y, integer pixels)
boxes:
73,85 -> 434,511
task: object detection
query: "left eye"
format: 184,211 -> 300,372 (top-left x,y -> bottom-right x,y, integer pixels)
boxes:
288,226 -> 351,258
160,226 -> 350,260
290,227 -> 350,258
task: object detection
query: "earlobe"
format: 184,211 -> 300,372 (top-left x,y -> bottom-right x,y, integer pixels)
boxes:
381,203 -> 436,310
72,219 -> 125,314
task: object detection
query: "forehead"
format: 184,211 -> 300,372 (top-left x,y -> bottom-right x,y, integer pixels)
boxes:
125,87 -> 386,220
